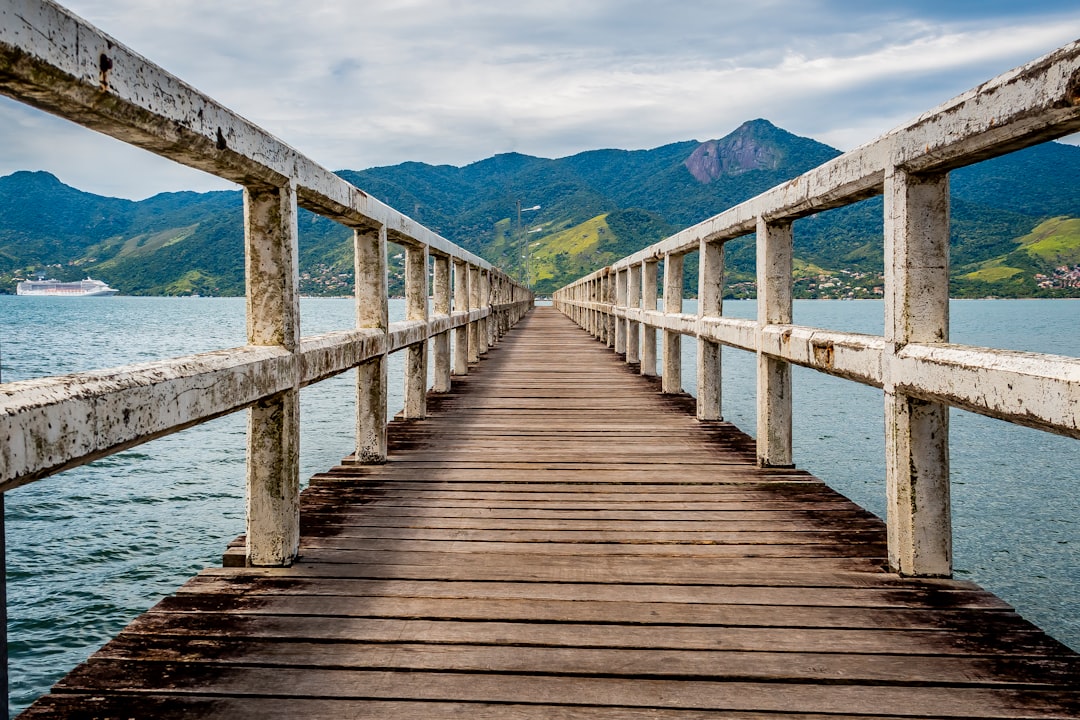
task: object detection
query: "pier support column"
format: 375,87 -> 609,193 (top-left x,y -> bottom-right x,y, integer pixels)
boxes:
244,182 -> 300,567
404,244 -> 429,419
432,254 -> 452,393
627,263 -> 641,366
697,239 -> 724,421
641,259 -> 658,377
354,225 -> 389,464
662,253 -> 683,394
453,259 -> 469,375
756,218 -> 793,468
884,168 -> 952,578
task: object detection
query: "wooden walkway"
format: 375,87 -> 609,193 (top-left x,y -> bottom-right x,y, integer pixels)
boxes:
22,307 -> 1080,718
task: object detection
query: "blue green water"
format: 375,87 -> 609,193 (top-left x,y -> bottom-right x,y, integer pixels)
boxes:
1,296 -> 1078,716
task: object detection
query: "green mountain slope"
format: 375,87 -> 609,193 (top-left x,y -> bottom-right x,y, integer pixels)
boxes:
1,120 -> 1078,298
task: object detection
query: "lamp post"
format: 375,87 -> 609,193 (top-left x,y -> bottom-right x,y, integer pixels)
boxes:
516,201 -> 540,289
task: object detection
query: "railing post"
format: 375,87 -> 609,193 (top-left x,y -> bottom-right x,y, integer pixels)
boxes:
587,279 -> 595,337
597,276 -> 604,341
480,270 -> 491,355
615,269 -> 627,355
884,167 -> 952,577
491,275 -> 503,342
662,253 -> 683,393
756,217 -> 793,468
641,260 -> 658,377
433,254 -> 452,393
596,278 -> 604,343
453,259 -> 469,375
244,182 -> 301,567
605,270 -> 616,349
627,264 -> 641,366
598,276 -> 604,342
468,265 -> 481,364
499,275 -> 510,339
354,224 -> 389,463
697,239 -> 724,421
404,244 -> 429,419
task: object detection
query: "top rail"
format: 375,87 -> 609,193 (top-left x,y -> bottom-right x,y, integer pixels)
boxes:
554,39 -> 1080,579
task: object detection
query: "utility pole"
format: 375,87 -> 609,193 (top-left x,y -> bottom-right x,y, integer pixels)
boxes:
516,201 -> 541,290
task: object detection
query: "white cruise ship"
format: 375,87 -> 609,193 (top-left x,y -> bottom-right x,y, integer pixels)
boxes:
16,277 -> 119,297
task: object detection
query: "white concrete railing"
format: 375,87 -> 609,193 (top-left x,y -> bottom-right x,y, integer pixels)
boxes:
0,0 -> 532,568
555,39 -> 1080,580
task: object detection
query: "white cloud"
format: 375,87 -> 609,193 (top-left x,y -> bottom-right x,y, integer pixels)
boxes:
2,1 -> 1078,197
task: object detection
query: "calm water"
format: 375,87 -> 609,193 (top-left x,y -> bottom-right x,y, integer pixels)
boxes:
1,296 -> 1078,715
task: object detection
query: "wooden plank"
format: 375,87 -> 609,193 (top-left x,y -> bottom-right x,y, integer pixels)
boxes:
111,613 -> 1069,656
150,593 -> 1021,631
293,538 -> 887,558
49,664 -> 1080,718
88,636 -> 1080,686
17,695 -> 993,720
178,575 -> 1008,609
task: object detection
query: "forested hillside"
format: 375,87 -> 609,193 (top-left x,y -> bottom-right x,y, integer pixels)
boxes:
2,119 -> 1078,297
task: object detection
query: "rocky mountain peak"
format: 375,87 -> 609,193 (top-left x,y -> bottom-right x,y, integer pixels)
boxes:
684,119 -> 783,183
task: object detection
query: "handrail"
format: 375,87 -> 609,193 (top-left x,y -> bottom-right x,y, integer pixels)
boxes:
0,4 -> 531,708
555,39 -> 1080,580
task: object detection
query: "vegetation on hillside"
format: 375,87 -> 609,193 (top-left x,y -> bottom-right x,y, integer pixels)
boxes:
1,120 -> 1078,298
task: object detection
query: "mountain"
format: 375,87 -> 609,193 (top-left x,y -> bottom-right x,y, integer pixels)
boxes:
2,119 -> 1078,298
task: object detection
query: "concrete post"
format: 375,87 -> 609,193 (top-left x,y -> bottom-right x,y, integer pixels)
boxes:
614,268 -> 627,355
605,270 -> 616,349
243,182 -> 300,567
641,260 -> 658,377
479,270 -> 491,355
588,279 -> 596,337
468,265 -> 481,364
884,168 -> 952,578
627,263 -> 641,366
698,239 -> 724,421
355,224 -> 389,463
453,259 -> 469,375
432,254 -> 452,393
404,244 -> 429,419
756,217 -> 794,468
596,277 -> 603,340
662,253 -> 683,394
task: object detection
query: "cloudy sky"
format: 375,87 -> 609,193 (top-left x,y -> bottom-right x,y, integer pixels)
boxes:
1,0 -> 1078,199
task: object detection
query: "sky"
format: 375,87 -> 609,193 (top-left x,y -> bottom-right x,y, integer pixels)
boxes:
1,0 -> 1078,199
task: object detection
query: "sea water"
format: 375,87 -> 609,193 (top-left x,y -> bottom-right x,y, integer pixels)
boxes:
1,296 -> 1077,716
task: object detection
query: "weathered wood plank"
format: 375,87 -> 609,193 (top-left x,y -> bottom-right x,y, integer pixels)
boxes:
17,695 -> 1003,720
150,593 -> 1022,631
48,664 -> 1080,717
178,575 -> 1006,608
90,636 -> 1080,686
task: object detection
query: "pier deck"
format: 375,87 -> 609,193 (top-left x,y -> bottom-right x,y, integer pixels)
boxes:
21,307 -> 1080,719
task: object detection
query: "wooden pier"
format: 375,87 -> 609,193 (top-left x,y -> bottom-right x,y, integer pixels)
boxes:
21,307 -> 1080,719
